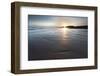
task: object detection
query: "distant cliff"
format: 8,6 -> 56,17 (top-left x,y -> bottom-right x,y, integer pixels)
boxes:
66,26 -> 88,29
57,25 -> 88,29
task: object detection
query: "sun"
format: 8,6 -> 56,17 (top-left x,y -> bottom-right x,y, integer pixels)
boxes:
62,22 -> 68,28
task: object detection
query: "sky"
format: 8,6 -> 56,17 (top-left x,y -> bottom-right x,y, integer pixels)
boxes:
28,15 -> 88,28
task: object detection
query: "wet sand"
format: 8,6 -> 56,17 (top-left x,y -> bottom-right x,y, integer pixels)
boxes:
28,28 -> 88,60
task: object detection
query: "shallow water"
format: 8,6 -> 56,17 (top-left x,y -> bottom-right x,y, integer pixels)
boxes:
28,28 -> 88,60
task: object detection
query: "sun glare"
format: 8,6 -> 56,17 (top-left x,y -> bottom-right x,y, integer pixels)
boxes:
62,22 -> 67,28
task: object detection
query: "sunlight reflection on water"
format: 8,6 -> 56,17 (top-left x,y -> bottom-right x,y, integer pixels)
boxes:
60,28 -> 68,45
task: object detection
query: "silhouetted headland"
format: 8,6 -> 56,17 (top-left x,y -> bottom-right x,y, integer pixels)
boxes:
56,25 -> 88,29
66,25 -> 88,29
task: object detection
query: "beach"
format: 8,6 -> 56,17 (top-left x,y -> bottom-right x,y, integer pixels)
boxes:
28,28 -> 88,60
